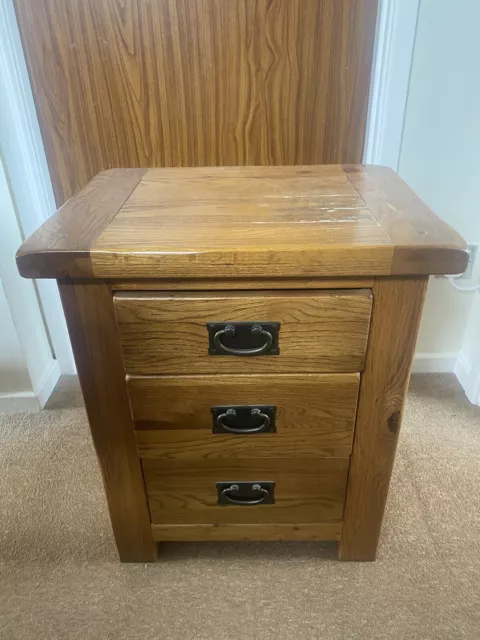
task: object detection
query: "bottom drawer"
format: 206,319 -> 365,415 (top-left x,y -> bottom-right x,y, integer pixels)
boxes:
143,458 -> 349,525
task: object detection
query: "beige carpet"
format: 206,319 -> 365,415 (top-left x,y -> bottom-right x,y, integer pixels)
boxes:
1,374 -> 479,640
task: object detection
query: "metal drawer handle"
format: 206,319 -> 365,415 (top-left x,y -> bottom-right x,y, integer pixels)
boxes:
216,407 -> 271,434
220,484 -> 270,506
213,324 -> 273,356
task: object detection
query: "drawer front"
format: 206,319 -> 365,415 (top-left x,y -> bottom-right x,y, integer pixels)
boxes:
131,374 -> 359,458
143,458 -> 349,525
114,290 -> 372,374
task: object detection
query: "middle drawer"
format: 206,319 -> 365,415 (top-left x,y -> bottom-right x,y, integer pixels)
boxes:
130,374 -> 359,458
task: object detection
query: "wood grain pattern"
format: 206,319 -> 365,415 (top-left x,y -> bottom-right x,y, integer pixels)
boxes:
14,0 -> 379,205
151,522 -> 342,542
344,165 -> 468,275
339,277 -> 428,561
17,166 -> 467,280
114,290 -> 372,374
136,429 -> 349,460
58,282 -> 156,562
91,166 -> 393,279
16,170 -> 145,279
130,374 -> 359,458
143,458 -> 349,525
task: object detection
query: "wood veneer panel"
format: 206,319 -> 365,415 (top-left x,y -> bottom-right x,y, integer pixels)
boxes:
14,0 -> 379,204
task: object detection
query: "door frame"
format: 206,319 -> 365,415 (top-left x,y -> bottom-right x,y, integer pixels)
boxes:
0,153 -> 60,410
364,0 -> 421,169
0,0 -> 75,377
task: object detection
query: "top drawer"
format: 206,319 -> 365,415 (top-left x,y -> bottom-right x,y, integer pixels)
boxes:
114,290 -> 372,375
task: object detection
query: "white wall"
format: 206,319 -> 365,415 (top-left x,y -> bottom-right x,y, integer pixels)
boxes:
0,280 -> 31,394
398,0 -> 480,380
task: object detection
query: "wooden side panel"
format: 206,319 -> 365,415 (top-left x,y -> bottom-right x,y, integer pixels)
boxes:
14,0 -> 379,204
58,283 -> 156,562
114,290 -> 373,374
339,277 -> 428,561
143,458 -> 349,525
152,522 -> 342,542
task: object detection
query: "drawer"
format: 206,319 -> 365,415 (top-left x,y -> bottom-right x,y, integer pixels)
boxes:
131,374 -> 359,458
114,290 -> 372,374
143,458 -> 349,525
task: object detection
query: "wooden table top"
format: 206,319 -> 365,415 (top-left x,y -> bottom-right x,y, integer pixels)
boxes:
17,165 -> 467,280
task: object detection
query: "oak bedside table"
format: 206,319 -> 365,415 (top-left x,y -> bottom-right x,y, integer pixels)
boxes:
17,165 -> 467,562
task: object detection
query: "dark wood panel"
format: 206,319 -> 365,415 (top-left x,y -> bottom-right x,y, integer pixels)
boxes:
14,0 -> 379,204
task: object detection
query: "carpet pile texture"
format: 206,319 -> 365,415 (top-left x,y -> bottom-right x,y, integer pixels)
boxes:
1,374 -> 479,639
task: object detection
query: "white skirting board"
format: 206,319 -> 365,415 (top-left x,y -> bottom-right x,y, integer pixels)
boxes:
412,353 -> 458,374
0,391 -> 40,413
0,359 -> 60,413
455,352 -> 480,406
34,359 -> 61,408
413,352 -> 479,405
